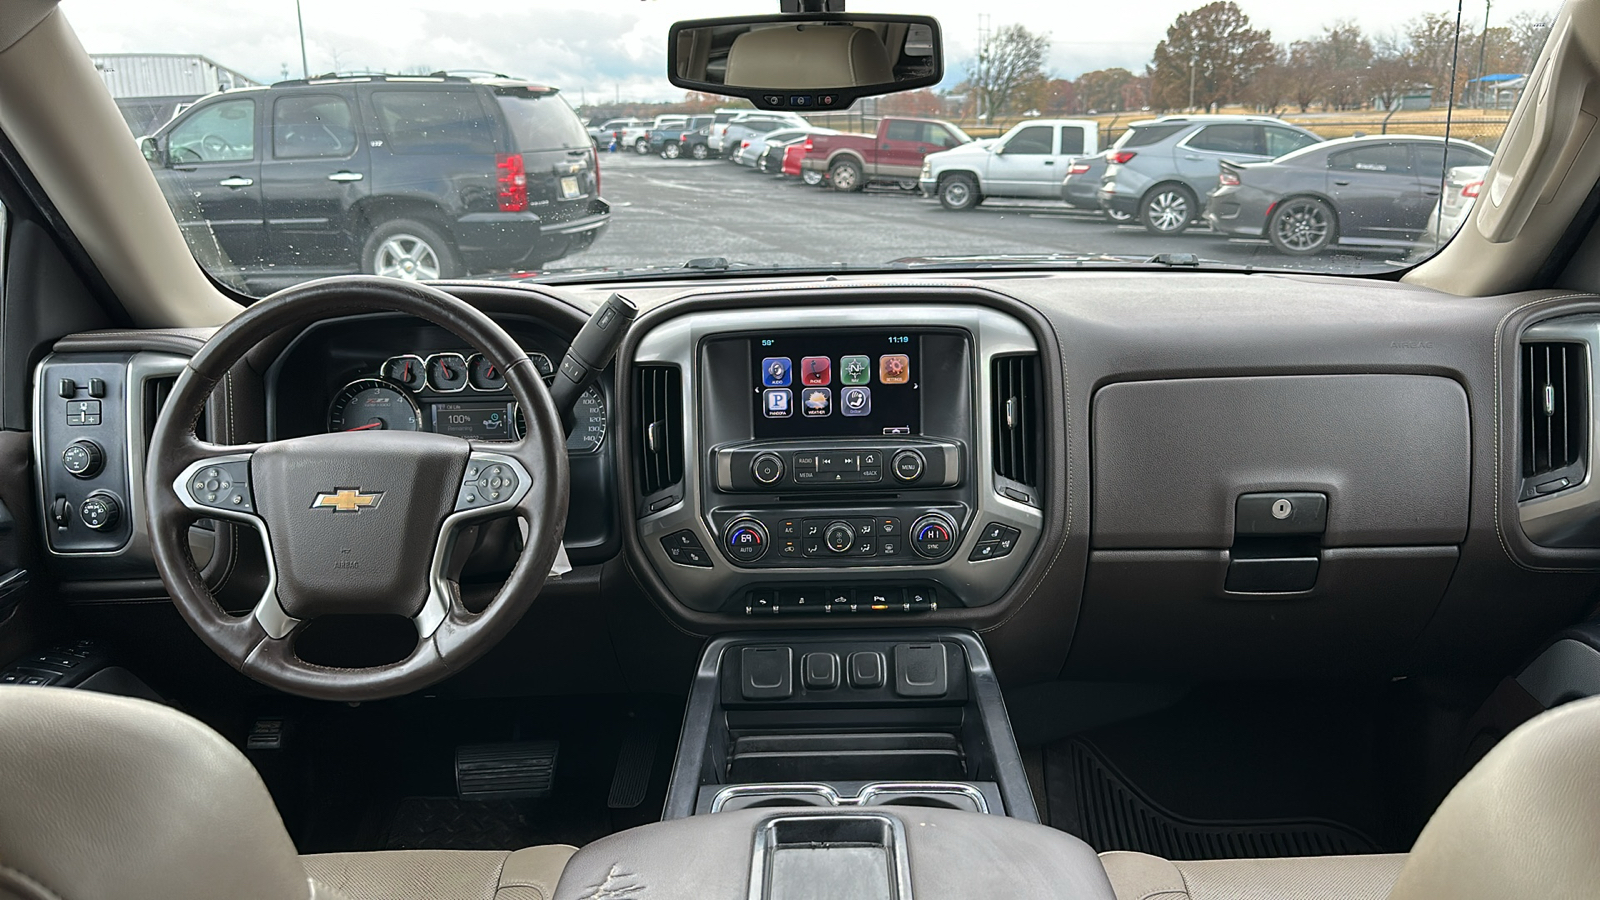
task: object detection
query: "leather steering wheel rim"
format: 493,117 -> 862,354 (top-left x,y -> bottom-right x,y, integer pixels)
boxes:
145,276 -> 569,701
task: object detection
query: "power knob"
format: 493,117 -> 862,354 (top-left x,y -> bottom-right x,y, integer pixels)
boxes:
62,440 -> 104,479
824,520 -> 855,554
910,512 -> 958,559
751,452 -> 784,485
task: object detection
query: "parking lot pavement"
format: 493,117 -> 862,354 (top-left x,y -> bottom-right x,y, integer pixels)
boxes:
556,152 -> 1419,276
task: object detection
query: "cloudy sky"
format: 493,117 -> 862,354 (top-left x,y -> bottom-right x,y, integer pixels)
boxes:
63,0 -> 1561,103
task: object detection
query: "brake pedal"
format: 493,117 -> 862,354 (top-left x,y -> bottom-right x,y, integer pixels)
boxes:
455,741 -> 559,801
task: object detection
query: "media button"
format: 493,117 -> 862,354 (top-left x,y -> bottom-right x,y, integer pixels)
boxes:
761,357 -> 792,387
763,388 -> 793,418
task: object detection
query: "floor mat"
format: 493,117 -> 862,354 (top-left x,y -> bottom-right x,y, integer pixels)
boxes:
382,797 -> 608,851
1051,740 -> 1381,860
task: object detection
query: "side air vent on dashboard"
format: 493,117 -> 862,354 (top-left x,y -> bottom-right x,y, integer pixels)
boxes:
143,375 -> 207,446
1521,342 -> 1587,489
992,355 -> 1042,502
634,364 -> 684,503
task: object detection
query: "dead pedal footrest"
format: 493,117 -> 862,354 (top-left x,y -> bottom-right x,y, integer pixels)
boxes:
455,740 -> 559,801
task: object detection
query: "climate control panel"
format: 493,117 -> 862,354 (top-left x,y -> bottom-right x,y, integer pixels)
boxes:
710,506 -> 967,568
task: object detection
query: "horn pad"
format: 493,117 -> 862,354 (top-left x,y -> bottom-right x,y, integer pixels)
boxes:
251,431 -> 470,619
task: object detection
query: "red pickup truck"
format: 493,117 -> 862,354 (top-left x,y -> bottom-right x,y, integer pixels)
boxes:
800,117 -> 972,191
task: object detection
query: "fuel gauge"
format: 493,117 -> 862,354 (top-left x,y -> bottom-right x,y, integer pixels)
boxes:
382,355 -> 427,392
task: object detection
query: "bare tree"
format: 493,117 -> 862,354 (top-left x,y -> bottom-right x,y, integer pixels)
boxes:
969,24 -> 1052,119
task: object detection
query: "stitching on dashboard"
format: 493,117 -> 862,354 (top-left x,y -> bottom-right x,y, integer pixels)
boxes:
1491,291 -> 1600,571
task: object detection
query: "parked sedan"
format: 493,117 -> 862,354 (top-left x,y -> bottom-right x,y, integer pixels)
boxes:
1425,164 -> 1490,242
751,128 -> 837,172
1205,135 -> 1494,256
1061,154 -> 1130,221
782,141 -> 824,185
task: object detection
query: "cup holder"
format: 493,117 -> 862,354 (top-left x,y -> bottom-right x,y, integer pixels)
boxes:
712,781 -> 988,814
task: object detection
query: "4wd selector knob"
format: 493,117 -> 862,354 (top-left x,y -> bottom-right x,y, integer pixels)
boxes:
751,452 -> 784,485
62,440 -> 104,479
910,512 -> 958,559
824,520 -> 855,554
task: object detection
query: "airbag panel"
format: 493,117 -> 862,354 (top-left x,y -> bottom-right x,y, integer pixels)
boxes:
1092,375 -> 1470,548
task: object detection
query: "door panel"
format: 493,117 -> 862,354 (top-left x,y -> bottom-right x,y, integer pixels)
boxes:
985,124 -> 1057,197
1176,124 -> 1269,196
1327,143 -> 1421,240
156,97 -> 265,273
879,120 -> 927,176
261,90 -> 370,271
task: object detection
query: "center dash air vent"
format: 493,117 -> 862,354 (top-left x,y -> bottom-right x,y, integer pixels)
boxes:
992,355 -> 1041,501
1521,341 -> 1586,489
633,364 -> 683,502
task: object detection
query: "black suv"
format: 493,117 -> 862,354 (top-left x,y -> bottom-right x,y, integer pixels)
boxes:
140,74 -> 608,292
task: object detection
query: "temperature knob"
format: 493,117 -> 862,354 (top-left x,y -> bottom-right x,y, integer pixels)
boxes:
910,512 -> 958,559
724,518 -> 770,562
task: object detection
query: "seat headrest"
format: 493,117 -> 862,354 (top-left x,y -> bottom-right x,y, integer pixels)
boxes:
1387,694 -> 1600,900
0,687 -> 312,900
724,24 -> 894,90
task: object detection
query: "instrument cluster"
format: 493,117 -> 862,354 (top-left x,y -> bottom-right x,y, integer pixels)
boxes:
326,350 -> 607,453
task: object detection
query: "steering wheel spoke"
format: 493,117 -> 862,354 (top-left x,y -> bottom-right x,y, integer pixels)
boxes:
415,447 -> 536,639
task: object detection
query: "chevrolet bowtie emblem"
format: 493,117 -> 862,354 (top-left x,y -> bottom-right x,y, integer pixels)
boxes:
311,489 -> 382,512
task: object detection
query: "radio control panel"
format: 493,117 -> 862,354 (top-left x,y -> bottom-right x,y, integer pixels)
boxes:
715,439 -> 962,492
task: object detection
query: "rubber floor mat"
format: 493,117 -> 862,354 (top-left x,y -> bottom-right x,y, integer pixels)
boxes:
382,796 -> 609,850
1052,740 -> 1381,860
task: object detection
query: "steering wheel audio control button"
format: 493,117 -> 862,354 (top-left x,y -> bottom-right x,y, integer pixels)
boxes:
185,459 -> 253,512
724,518 -> 770,562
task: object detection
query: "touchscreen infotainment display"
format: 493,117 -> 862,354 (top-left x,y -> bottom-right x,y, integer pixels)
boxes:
750,331 -> 921,438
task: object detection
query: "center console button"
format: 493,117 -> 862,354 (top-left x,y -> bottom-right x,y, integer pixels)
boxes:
741,647 -> 793,700
824,520 -> 854,554
724,518 -> 770,562
802,652 -> 840,690
751,452 -> 784,485
848,651 -> 886,689
892,449 -> 925,484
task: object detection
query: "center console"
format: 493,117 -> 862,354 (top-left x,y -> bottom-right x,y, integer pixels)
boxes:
632,305 -> 1044,616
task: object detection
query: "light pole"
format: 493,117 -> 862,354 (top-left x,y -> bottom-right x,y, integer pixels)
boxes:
1475,0 -> 1493,108
295,0 -> 309,78
1188,52 -> 1198,111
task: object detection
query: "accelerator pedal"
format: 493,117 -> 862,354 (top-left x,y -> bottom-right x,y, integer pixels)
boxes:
606,723 -> 659,809
455,740 -> 559,801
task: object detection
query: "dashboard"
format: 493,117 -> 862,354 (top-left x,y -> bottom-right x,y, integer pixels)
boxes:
27,273 -> 1600,687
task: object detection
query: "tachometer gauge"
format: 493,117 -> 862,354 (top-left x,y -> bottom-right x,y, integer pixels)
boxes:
328,378 -> 423,432
426,353 -> 468,392
467,353 -> 507,392
381,354 -> 427,392
514,384 -> 606,453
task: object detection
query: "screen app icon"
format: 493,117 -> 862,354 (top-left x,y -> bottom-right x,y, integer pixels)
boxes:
840,355 -> 871,385
800,356 -> 831,386
879,354 -> 910,384
801,388 -> 832,417
763,389 -> 792,418
840,386 -> 871,416
761,357 -> 791,387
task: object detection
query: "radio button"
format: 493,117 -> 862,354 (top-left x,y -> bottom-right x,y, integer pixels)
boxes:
792,452 -> 818,472
751,452 -> 784,485
892,450 -> 926,484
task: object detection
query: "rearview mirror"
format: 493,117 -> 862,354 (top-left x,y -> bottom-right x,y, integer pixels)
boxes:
667,13 -> 943,112
138,135 -> 165,166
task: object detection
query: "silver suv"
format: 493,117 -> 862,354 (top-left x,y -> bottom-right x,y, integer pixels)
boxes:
1098,115 -> 1322,235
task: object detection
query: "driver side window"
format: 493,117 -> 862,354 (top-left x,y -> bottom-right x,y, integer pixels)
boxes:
168,99 -> 256,164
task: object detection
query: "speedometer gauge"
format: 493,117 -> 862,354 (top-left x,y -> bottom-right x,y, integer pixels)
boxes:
328,378 -> 423,433
514,384 -> 606,453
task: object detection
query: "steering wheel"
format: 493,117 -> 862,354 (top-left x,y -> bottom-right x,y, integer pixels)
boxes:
200,134 -> 234,157
145,277 -> 569,701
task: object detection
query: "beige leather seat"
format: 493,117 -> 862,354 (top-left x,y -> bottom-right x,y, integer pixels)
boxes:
1099,693 -> 1600,900
723,24 -> 894,89
0,686 -> 573,900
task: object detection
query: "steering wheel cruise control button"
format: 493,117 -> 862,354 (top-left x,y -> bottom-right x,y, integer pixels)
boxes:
186,460 -> 254,512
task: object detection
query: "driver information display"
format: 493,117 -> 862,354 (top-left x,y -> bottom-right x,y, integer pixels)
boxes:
751,331 -> 921,438
430,402 -> 514,441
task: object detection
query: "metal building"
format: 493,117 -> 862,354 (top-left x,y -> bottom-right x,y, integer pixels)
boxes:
90,54 -> 263,135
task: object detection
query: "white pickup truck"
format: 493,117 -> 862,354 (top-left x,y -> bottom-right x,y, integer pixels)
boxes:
919,119 -> 1100,211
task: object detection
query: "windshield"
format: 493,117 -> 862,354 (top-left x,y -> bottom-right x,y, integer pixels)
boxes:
74,0 -> 1555,293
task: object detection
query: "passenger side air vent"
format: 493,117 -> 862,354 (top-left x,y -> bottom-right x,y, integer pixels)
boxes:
633,364 -> 684,505
992,355 -> 1042,503
1521,341 -> 1587,492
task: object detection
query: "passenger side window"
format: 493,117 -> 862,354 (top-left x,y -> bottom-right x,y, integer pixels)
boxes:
926,126 -> 963,149
1265,127 -> 1318,157
1329,144 -> 1412,174
370,90 -> 497,155
1413,144 -> 1492,179
273,94 -> 356,160
1003,126 -> 1054,155
167,99 -> 256,164
1186,124 -> 1265,155
1059,126 -> 1086,155
885,120 -> 922,143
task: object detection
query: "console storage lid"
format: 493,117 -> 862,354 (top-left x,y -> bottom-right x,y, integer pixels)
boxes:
551,806 -> 1117,900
